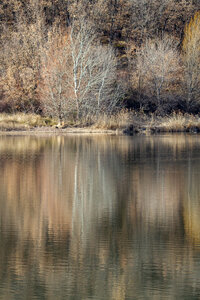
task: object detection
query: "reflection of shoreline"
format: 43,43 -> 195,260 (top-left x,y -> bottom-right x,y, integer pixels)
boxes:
0,135 -> 200,299
183,177 -> 200,245
0,134 -> 199,243
0,134 -> 199,244
0,136 -> 52,155
0,128 -> 116,136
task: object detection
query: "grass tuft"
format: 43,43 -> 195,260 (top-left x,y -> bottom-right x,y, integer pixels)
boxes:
158,112 -> 200,132
91,110 -> 130,130
0,113 -> 57,130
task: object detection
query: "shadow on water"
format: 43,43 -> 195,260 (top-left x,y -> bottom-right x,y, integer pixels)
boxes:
0,134 -> 200,299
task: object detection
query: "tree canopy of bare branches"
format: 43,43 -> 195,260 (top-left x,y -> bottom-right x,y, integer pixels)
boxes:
39,20 -> 123,121
1,0 -> 200,116
133,36 -> 180,113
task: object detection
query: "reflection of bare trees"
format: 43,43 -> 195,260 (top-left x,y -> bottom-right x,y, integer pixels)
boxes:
40,20 -> 121,121
0,135 -> 200,298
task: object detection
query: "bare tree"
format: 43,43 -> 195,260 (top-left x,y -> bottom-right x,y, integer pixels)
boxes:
134,36 -> 180,112
40,20 -> 122,122
39,28 -> 74,122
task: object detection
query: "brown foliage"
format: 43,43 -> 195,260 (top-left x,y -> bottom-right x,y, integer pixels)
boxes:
0,3 -> 45,112
1,0 -> 200,115
39,27 -> 75,121
182,11 -> 200,110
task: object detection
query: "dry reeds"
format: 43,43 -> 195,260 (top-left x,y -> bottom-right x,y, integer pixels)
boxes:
0,113 -> 56,130
0,111 -> 200,134
157,112 -> 200,132
91,110 -> 130,130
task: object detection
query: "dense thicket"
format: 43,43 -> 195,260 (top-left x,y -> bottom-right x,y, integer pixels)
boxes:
0,0 -> 200,118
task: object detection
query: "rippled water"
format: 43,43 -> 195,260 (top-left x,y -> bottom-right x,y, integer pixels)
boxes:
0,134 -> 200,299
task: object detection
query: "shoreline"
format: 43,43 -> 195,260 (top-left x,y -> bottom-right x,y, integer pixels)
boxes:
0,125 -> 199,136
0,112 -> 200,136
0,127 -> 119,136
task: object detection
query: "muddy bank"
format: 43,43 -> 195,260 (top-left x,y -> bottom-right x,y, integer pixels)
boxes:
0,127 -> 118,136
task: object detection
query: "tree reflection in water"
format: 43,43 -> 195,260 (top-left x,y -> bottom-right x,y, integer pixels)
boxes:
0,134 -> 200,299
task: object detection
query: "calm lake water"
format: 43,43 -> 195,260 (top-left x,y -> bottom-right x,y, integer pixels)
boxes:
0,134 -> 200,299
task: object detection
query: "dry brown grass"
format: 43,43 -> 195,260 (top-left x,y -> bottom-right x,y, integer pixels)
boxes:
0,111 -> 200,134
0,113 -> 56,130
60,110 -> 131,131
89,111 -> 200,134
91,110 -> 130,130
157,112 -> 200,132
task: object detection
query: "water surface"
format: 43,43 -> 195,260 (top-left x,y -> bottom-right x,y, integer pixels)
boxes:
0,134 -> 200,299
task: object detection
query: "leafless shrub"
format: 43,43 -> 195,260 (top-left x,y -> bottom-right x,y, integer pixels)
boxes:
39,20 -> 123,122
133,36 -> 181,113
